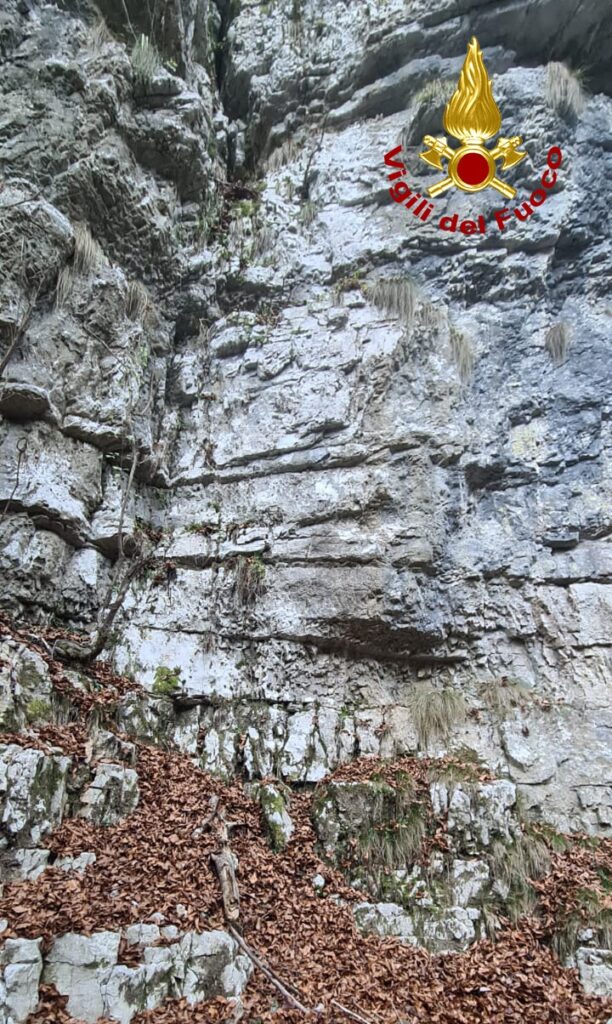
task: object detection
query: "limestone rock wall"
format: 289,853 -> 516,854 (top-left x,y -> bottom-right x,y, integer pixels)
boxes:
0,0 -> 611,836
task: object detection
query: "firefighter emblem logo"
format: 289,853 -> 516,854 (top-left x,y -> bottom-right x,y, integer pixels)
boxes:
420,37 -> 526,199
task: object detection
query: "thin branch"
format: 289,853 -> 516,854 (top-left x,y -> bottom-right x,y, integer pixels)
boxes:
228,926 -> 314,1016
117,437 -> 139,559
23,633 -> 54,657
298,115 -> 328,202
2,437 -> 27,516
53,549 -> 152,663
119,0 -> 137,41
0,295 -> 37,378
331,1001 -> 374,1024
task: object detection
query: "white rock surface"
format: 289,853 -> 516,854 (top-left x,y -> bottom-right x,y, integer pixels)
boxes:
353,902 -> 418,945
44,931 -> 121,1022
78,763 -> 139,826
42,926 -> 251,1024
258,783 -> 295,851
0,938 -> 43,1023
576,948 -> 612,998
0,745 -> 70,849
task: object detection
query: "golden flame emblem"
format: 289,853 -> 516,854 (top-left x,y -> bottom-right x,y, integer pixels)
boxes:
420,38 -> 526,198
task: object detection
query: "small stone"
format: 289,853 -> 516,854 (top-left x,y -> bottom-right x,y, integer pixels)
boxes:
55,852 -> 96,874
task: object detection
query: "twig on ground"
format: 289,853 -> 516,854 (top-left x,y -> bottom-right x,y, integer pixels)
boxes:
228,925 -> 314,1016
331,1000 -> 375,1024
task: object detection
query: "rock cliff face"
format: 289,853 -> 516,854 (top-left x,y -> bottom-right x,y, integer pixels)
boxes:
2,0 -> 610,830
1,0 -> 612,1018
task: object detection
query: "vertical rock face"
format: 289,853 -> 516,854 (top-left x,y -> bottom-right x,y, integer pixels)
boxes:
0,745 -> 70,848
0,938 -> 43,1023
40,927 -> 251,1022
0,0 -> 611,853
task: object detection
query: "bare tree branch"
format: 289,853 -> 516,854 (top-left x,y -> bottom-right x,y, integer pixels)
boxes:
53,549 -> 152,663
0,294 -> 37,378
117,438 -> 139,560
228,926 -> 314,1016
298,116 -> 328,202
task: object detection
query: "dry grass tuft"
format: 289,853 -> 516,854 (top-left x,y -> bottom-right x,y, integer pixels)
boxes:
55,224 -> 103,307
449,326 -> 475,382
483,676 -> 533,716
408,687 -> 467,749
546,63 -> 586,118
131,34 -> 160,89
88,17 -> 114,50
360,804 -> 426,875
298,200 -> 319,226
55,266 -> 75,308
251,225 -> 276,260
412,79 -> 455,109
489,833 -> 551,923
266,137 -> 300,173
553,893 -> 612,963
234,554 -> 266,606
126,280 -> 150,322
368,277 -> 420,328
73,223 -> 103,275
545,322 -> 572,365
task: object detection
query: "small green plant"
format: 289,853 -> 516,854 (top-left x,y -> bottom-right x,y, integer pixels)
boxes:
131,34 -> 160,89
334,272 -> 365,297
546,62 -> 586,118
552,888 -> 612,962
152,665 -> 181,696
545,322 -> 572,365
237,199 -> 257,218
367,277 -> 420,328
138,343 -> 149,369
197,192 -> 221,242
187,521 -> 215,536
234,554 -> 266,605
25,698 -> 52,723
532,822 -> 570,854
299,200 -> 319,226
408,688 -> 467,748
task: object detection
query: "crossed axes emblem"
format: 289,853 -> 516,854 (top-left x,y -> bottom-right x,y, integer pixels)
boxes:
420,135 -> 527,199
